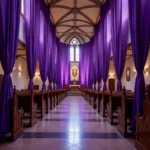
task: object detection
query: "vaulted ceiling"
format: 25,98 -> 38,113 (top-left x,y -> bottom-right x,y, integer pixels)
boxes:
44,0 -> 106,44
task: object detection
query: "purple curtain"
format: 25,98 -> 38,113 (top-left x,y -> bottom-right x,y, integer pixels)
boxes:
0,0 -> 21,134
79,45 -> 86,85
24,0 -> 41,90
59,42 -> 70,88
111,0 -> 129,91
84,43 -> 90,89
39,1 -> 51,90
48,22 -> 56,89
99,2 -> 111,90
129,0 -> 150,134
92,35 -> 97,89
79,42 -> 91,88
88,40 -> 94,89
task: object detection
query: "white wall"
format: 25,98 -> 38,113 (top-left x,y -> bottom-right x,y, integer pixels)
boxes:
121,51 -> 150,91
0,57 -> 29,90
33,61 -> 49,90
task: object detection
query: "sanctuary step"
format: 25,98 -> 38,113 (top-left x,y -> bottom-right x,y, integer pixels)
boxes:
68,91 -> 82,96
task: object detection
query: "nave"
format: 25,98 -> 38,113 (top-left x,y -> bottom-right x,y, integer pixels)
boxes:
0,96 -> 135,150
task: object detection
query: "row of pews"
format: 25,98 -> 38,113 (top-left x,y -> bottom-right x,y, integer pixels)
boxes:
11,87 -> 68,141
81,88 -> 150,150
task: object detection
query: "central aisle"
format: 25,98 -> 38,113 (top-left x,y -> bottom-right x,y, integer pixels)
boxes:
0,96 -> 135,150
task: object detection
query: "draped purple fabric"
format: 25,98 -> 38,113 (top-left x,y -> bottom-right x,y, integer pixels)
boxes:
79,45 -> 86,85
79,42 -> 91,88
24,0 -> 40,90
39,1 -> 51,90
111,0 -> 129,91
88,40 -> 94,89
85,43 -> 91,88
129,0 -> 150,134
48,22 -> 56,89
92,35 -> 97,90
99,2 -> 111,90
59,42 -> 70,88
94,22 -> 101,90
0,0 -> 21,134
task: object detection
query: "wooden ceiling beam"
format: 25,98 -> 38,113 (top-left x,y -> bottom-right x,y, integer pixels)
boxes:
59,27 -> 74,38
56,10 -> 72,25
78,10 -> 95,25
58,19 -> 93,25
76,27 -> 91,38
57,24 -> 93,27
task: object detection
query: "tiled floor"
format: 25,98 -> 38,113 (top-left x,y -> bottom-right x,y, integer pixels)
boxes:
0,96 -> 136,150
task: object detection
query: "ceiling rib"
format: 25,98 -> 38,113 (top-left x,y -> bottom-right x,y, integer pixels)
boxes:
58,19 -> 93,26
59,27 -> 74,38
56,10 -> 73,25
44,0 -> 104,44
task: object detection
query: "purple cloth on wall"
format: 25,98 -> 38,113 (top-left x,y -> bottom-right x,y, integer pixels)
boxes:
79,42 -> 91,88
0,0 -> 21,134
39,1 -> 51,90
59,42 -> 70,88
129,0 -> 150,134
24,0 -> 41,90
99,2 -> 111,90
48,22 -> 56,88
111,0 -> 129,91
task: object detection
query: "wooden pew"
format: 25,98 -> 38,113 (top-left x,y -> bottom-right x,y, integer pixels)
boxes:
135,94 -> 150,150
49,90 -> 53,110
43,91 -> 50,114
96,91 -> 102,113
117,90 -> 134,137
17,90 -> 37,127
107,91 -> 122,125
100,91 -> 110,117
34,90 -> 45,119
11,87 -> 24,141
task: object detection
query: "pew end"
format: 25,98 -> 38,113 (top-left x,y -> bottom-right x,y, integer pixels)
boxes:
135,95 -> 150,150
11,89 -> 24,141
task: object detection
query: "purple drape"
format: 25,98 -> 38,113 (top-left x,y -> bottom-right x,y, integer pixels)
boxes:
24,0 -> 40,90
79,45 -> 86,85
39,1 -> 51,90
129,0 -> 150,134
79,42 -> 91,88
0,0 -> 21,134
111,0 -> 129,91
93,22 -> 101,90
99,2 -> 111,90
48,22 -> 56,89
59,42 -> 70,88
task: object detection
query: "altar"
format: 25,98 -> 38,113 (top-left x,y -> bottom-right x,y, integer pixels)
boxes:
70,85 -> 80,92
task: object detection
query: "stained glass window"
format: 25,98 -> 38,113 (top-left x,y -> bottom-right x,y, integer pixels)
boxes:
70,38 -> 80,62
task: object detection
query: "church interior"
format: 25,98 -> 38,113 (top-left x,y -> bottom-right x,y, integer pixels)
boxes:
0,0 -> 150,150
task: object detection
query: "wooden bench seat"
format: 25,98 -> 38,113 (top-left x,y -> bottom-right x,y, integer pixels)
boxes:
17,90 -> 37,127
11,89 -> 24,141
117,90 -> 134,137
107,91 -> 122,125
135,94 -> 150,150
34,90 -> 45,119
100,91 -> 110,117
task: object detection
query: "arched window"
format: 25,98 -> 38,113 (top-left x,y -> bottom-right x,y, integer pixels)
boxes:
70,38 -> 80,62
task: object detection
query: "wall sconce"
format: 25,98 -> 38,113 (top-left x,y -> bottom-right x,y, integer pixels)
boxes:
34,73 -> 40,79
109,74 -> 115,79
133,68 -> 148,76
144,68 -> 148,74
